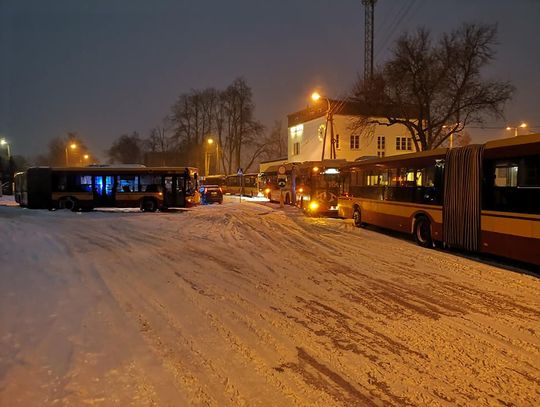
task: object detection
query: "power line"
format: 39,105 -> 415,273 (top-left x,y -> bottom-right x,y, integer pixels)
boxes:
374,0 -> 424,64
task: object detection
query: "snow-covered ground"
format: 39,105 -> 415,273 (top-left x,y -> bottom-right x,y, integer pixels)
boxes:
1,195 -> 539,406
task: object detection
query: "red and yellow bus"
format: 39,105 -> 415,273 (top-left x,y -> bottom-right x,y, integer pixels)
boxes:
260,161 -> 347,214
14,165 -> 199,212
294,160 -> 346,216
338,134 -> 540,266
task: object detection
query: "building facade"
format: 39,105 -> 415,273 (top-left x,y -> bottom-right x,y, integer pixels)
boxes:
287,100 -> 415,163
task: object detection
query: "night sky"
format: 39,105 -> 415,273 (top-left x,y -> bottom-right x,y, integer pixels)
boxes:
1,0 -> 539,159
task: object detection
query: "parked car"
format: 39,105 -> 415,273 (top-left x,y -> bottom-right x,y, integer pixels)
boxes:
199,185 -> 223,204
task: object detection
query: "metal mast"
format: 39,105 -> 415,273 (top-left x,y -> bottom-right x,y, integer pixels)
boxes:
362,0 -> 377,82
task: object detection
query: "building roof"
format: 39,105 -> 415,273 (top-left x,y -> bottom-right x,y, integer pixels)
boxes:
287,99 -> 409,127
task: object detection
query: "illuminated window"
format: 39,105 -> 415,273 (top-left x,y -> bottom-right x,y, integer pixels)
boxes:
318,124 -> 325,141
117,175 -> 139,192
495,164 -> 518,187
290,124 -> 304,138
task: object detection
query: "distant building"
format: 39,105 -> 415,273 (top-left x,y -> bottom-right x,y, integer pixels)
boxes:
287,100 -> 414,162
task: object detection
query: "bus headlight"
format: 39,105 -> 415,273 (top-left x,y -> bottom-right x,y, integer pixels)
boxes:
309,201 -> 319,211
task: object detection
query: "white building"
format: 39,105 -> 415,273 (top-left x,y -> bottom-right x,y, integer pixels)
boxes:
287,100 -> 415,162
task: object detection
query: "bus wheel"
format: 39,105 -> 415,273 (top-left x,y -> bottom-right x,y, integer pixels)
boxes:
414,216 -> 433,248
69,198 -> 81,212
141,199 -> 157,212
353,208 -> 365,228
62,197 -> 75,211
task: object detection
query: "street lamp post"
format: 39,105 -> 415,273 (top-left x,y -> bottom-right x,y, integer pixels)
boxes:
1,139 -> 12,195
0,139 -> 10,158
506,122 -> 528,137
311,92 -> 336,161
65,143 -> 77,166
206,138 -> 220,176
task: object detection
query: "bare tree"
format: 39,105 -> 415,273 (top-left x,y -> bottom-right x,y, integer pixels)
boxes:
219,78 -> 263,173
169,78 -> 263,174
352,23 -> 514,150
262,121 -> 288,160
107,132 -> 143,164
170,88 -> 218,169
44,132 -> 90,166
145,117 -> 173,153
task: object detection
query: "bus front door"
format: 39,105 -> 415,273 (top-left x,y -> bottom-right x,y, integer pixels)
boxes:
94,175 -> 115,206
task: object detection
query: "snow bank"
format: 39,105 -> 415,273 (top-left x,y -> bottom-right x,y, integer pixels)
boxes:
1,200 -> 538,406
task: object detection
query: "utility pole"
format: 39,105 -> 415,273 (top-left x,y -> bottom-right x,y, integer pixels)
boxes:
362,0 -> 377,82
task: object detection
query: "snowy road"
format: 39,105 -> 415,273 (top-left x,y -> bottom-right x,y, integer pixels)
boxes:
1,198 -> 539,406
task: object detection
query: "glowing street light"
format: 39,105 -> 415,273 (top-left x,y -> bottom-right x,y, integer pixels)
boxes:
205,137 -> 220,175
0,138 -> 11,158
506,122 -> 527,137
65,143 -> 77,166
310,90 -> 336,160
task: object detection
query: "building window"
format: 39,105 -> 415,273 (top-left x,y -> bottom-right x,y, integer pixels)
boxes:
318,124 -> 325,141
350,134 -> 360,150
377,136 -> 385,150
396,137 -> 413,151
293,142 -> 300,155
335,134 -> 340,149
290,124 -> 304,138
377,151 -> 385,157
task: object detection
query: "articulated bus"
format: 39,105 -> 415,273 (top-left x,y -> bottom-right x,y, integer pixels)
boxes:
14,166 -> 199,212
338,134 -> 540,266
200,175 -> 226,188
200,173 -> 261,197
224,173 -> 260,197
